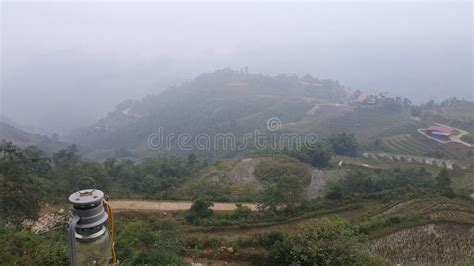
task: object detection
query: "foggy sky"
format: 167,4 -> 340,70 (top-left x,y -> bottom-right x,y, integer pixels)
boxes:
1,1 -> 472,135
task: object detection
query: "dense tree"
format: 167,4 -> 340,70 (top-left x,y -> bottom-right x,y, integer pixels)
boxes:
141,157 -> 191,195
104,159 -> 142,192
326,168 -> 435,200
308,141 -> 333,168
289,141 -> 332,168
0,141 -> 44,221
328,132 -> 359,156
410,105 -> 423,117
52,144 -> 80,166
435,168 -> 454,198
50,145 -> 109,197
22,146 -> 51,176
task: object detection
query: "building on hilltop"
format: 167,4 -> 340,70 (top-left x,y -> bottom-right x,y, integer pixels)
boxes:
425,125 -> 454,141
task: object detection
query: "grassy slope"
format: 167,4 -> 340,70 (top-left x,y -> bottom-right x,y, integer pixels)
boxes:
172,156 -> 474,264
114,197 -> 473,264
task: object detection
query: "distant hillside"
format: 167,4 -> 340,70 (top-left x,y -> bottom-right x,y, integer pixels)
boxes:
371,98 -> 474,159
68,69 -> 345,158
67,69 -> 473,160
0,122 -> 67,154
414,98 -> 474,131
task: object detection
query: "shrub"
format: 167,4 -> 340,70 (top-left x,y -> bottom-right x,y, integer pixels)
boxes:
254,231 -> 285,248
325,168 -> 436,201
115,220 -> 184,264
230,203 -> 252,219
435,168 -> 455,198
287,141 -> 333,168
185,198 -> 214,224
328,132 -> 360,156
259,175 -> 305,211
269,218 -> 371,265
0,225 -> 68,265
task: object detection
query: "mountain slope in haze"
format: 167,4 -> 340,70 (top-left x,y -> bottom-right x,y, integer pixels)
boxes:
68,69 -> 473,160
0,122 -> 68,153
68,69 -> 345,157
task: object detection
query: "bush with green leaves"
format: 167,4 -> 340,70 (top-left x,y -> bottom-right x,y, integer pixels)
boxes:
230,203 -> 252,219
185,198 -> 214,224
0,141 -> 45,221
288,140 -> 333,168
326,167 -> 436,201
269,218 -> 375,266
104,155 -> 199,197
115,219 -> 184,265
435,168 -> 455,198
259,174 -> 305,212
0,225 -> 68,265
328,132 -> 360,156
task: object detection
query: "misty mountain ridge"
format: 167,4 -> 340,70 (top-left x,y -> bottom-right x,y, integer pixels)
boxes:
66,69 -> 343,157
0,121 -> 68,154
64,69 -> 474,160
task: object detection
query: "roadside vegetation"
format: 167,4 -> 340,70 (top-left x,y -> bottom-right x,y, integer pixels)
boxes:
1,136 -> 473,265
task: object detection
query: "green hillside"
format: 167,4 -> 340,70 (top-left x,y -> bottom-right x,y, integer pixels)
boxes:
68,69 -> 441,160
64,70 -> 474,161
2,135 -> 473,265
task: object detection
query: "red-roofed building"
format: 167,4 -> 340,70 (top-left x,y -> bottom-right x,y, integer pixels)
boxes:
425,125 -> 453,141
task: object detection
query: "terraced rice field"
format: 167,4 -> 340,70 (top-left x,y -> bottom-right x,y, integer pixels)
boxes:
370,223 -> 474,265
373,198 -> 474,219
114,197 -> 474,265
381,134 -> 457,158
367,198 -> 474,265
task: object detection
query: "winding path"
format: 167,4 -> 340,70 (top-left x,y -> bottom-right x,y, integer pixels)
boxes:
110,200 -> 257,212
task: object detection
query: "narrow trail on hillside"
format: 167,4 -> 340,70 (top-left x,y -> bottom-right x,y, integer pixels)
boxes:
110,200 -> 257,212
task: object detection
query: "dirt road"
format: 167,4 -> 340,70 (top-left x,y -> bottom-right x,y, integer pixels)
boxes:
110,200 -> 257,212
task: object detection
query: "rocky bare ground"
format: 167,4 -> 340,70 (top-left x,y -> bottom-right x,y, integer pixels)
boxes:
306,169 -> 346,198
225,157 -> 346,198
22,208 -> 68,234
225,158 -> 267,186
